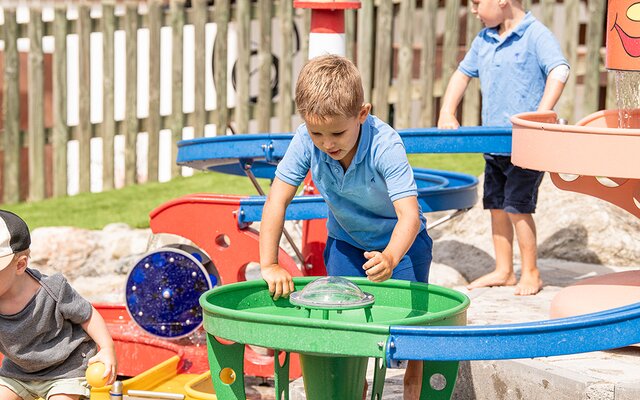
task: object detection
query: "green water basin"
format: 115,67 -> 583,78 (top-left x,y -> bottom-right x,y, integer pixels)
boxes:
200,277 -> 469,400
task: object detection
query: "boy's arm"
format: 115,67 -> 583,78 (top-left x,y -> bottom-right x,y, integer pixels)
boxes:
82,306 -> 117,384
437,70 -> 472,129
363,196 -> 421,282
259,177 -> 298,299
537,72 -> 568,111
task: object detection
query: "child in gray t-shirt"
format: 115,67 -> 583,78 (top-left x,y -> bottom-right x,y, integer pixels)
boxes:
0,210 -> 117,400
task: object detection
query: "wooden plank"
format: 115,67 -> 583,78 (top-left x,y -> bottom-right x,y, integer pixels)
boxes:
147,0 -> 162,181
278,0 -> 293,132
77,2 -> 91,193
372,0 -> 393,122
299,8 -> 311,64
395,0 -> 415,129
2,9 -> 20,204
102,1 -> 115,190
235,0 -> 250,133
28,8 -> 45,201
441,0 -> 461,93
357,0 -> 374,103
214,0 -> 230,135
582,0 -> 605,115
193,0 -> 207,137
344,9 -> 356,62
461,4 -> 482,127
257,0 -> 272,132
124,1 -> 138,186
419,0 -> 437,127
170,0 -> 185,178
53,6 -> 68,197
557,0 -> 578,122
539,0 -> 555,28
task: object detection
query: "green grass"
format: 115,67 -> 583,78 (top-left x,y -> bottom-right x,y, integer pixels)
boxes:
2,154 -> 483,230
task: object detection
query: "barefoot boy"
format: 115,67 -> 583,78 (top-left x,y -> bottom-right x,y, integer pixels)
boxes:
438,0 -> 569,295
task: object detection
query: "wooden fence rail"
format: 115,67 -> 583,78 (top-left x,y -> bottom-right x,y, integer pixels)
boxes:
0,0 -> 608,204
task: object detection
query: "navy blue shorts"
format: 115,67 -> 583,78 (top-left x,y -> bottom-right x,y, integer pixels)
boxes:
482,154 -> 544,214
323,230 -> 432,283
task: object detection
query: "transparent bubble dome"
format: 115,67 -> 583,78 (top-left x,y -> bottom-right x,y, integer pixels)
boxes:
289,276 -> 375,310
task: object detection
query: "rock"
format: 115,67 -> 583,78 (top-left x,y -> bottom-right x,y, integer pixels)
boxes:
430,174 -> 640,284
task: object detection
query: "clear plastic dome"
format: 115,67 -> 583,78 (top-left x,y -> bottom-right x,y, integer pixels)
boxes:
290,277 -> 375,310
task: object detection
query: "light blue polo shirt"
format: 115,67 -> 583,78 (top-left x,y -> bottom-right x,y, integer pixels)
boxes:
459,12 -> 569,129
275,114 -> 426,250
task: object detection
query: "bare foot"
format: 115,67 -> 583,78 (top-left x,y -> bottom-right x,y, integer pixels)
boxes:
514,270 -> 543,296
467,270 -> 517,290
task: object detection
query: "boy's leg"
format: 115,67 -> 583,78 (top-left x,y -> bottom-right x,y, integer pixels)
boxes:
403,360 -> 423,400
48,395 -> 82,400
509,213 -> 542,295
467,209 -> 517,289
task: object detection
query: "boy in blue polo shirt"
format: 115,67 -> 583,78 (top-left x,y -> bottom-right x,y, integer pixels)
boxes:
259,54 -> 431,399
438,0 -> 569,295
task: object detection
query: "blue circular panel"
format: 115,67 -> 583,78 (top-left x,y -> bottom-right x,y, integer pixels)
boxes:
125,248 -> 212,339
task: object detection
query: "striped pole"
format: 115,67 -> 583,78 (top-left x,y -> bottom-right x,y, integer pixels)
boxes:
294,1 -> 361,58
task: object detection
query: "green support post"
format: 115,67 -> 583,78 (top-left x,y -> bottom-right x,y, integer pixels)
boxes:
206,333 -> 247,400
420,361 -> 460,400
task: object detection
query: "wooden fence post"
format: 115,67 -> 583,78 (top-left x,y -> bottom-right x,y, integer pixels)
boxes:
372,0 -> 392,122
28,7 -> 45,201
395,0 -> 415,130
235,0 -> 250,134
53,5 -> 68,197
124,1 -> 138,186
257,0 -> 273,132
170,0 -> 185,178
193,0 -> 207,138
147,0 -> 162,182
419,0 -> 437,127
2,9 -> 20,204
357,0 -> 374,103
214,0 -> 230,136
278,0 -> 293,133
78,1 -> 92,193
102,1 -> 116,190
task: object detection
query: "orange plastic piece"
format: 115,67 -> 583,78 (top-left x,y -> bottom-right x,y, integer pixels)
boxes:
149,194 -> 301,285
606,0 -> 640,71
511,109 -> 640,218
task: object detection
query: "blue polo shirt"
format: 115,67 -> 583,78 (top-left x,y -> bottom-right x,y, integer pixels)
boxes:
459,12 -> 569,128
276,114 -> 426,250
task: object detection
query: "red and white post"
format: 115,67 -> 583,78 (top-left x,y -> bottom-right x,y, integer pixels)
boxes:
293,1 -> 361,58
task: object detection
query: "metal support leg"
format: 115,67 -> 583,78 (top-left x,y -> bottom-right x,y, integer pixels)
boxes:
243,162 -> 306,266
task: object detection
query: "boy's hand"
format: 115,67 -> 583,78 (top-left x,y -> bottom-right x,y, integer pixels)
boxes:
437,113 -> 460,129
261,264 -> 295,300
363,251 -> 394,282
88,347 -> 117,385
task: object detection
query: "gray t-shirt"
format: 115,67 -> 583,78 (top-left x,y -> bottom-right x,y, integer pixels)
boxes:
0,268 -> 97,380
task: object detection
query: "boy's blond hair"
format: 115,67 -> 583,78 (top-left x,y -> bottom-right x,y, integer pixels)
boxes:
295,54 -> 364,121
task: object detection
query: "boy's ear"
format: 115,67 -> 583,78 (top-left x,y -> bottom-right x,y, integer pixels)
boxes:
358,103 -> 372,123
14,254 -> 29,274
